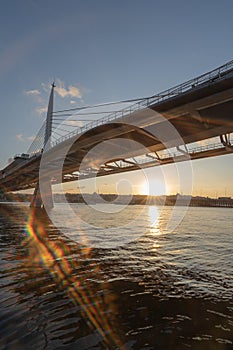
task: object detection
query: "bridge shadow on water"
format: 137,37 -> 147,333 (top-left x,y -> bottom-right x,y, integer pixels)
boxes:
0,203 -> 232,349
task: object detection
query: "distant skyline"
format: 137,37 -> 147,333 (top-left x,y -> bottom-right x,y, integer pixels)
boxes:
1,0 -> 233,197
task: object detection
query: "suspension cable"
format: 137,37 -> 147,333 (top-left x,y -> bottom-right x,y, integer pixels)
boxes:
53,97 -> 148,114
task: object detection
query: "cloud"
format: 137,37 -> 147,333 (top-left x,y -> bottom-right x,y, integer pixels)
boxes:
16,134 -> 36,142
55,79 -> 82,99
41,82 -> 50,93
27,135 -> 36,141
16,134 -> 24,142
24,89 -> 47,116
24,87 -> 44,107
36,106 -> 47,115
24,79 -> 85,119
24,89 -> 40,96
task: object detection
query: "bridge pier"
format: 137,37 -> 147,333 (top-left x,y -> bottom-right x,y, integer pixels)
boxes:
30,181 -> 54,209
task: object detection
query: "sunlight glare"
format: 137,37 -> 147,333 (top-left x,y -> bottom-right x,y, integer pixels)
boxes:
140,178 -> 166,196
148,206 -> 160,227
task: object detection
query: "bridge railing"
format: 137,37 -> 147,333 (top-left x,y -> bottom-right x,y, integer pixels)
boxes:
110,137 -> 233,169
51,59 -> 233,149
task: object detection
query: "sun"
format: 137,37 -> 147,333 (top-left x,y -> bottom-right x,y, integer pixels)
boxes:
140,178 -> 166,196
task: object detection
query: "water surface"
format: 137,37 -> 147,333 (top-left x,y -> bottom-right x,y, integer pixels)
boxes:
0,203 -> 232,349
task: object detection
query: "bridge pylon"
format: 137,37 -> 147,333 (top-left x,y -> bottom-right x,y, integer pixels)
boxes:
30,83 -> 55,209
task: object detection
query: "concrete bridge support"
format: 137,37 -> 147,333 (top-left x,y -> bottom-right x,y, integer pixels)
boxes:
31,180 -> 54,209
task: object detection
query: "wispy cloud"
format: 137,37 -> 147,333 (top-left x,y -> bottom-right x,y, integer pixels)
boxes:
16,133 -> 36,142
41,82 -> 50,93
55,79 -> 82,99
24,87 -> 44,108
36,106 -> 47,115
27,135 -> 36,141
16,134 -> 24,142
24,89 -> 40,96
24,79 -> 84,118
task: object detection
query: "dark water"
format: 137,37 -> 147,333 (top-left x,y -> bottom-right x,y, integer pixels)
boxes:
0,203 -> 232,349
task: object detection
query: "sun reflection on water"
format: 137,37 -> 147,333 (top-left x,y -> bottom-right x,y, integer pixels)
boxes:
148,206 -> 160,229
146,206 -> 162,251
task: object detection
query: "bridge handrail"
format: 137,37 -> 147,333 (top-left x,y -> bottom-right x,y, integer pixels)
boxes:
114,138 -> 233,169
50,59 -> 233,149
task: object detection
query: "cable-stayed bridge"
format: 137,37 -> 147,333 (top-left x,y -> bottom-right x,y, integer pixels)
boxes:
1,60 -> 233,208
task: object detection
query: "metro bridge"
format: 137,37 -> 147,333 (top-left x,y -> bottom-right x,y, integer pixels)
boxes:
1,60 -> 233,208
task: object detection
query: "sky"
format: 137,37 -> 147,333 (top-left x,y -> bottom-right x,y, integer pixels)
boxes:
1,0 -> 233,197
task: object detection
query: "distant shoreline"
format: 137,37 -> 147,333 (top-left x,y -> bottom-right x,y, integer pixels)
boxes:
1,192 -> 233,208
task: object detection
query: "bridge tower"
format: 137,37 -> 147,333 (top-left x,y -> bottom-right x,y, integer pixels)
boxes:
30,83 -> 55,209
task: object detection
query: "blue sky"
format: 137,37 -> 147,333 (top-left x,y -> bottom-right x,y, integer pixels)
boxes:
1,0 -> 233,197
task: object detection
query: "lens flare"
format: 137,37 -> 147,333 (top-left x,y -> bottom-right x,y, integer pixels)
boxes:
24,208 -> 125,349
